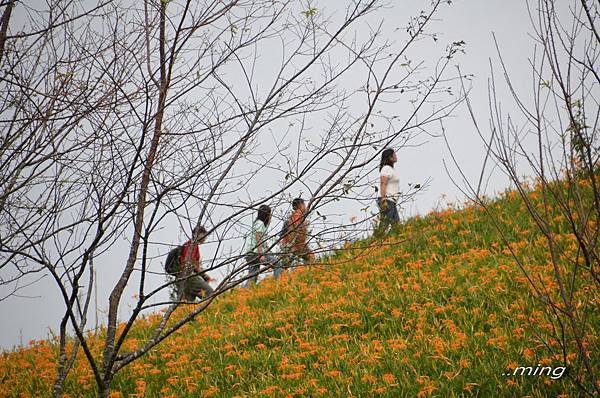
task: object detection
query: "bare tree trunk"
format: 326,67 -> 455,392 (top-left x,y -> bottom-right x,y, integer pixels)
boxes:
0,0 -> 14,65
102,1 -> 170,388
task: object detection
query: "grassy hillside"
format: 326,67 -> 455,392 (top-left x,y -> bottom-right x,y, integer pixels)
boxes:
1,186 -> 598,397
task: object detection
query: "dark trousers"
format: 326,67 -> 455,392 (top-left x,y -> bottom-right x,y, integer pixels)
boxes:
376,198 -> 400,235
245,253 -> 280,286
182,273 -> 214,301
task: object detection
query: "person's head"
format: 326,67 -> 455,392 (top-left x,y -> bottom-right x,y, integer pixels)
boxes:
292,198 -> 306,212
192,225 -> 208,243
256,205 -> 272,227
379,148 -> 397,171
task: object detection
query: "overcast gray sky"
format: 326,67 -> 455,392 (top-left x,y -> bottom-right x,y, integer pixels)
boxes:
0,0 -> 554,350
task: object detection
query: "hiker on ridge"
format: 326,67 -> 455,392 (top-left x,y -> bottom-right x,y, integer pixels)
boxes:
280,197 -> 315,270
244,205 -> 281,286
179,225 -> 214,301
377,148 -> 401,235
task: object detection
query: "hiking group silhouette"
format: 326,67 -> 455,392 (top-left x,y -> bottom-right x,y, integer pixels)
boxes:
166,148 -> 401,301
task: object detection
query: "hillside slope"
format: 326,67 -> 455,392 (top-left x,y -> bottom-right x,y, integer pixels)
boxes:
1,188 -> 598,397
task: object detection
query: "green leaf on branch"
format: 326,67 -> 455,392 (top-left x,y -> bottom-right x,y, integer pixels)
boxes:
302,7 -> 317,17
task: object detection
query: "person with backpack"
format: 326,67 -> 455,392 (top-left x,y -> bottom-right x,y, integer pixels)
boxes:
165,225 -> 214,301
244,205 -> 280,285
376,148 -> 401,235
280,198 -> 315,269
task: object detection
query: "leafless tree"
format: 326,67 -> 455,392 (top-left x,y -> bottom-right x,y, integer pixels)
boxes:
445,0 -> 599,394
0,0 -> 463,396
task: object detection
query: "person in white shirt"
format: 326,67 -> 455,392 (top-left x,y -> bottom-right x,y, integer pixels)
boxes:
377,148 -> 400,234
244,205 -> 280,286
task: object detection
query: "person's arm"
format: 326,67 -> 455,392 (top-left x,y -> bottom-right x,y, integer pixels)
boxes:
195,247 -> 214,281
380,174 -> 389,208
192,245 -> 201,273
291,212 -> 306,250
298,221 -> 308,251
255,230 -> 265,261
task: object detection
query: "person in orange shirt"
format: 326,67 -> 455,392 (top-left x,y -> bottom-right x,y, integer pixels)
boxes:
280,198 -> 315,268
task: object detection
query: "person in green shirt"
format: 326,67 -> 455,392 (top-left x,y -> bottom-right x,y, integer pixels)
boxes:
244,205 -> 280,286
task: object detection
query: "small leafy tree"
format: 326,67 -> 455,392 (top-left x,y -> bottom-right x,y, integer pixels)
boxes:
447,0 -> 599,394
